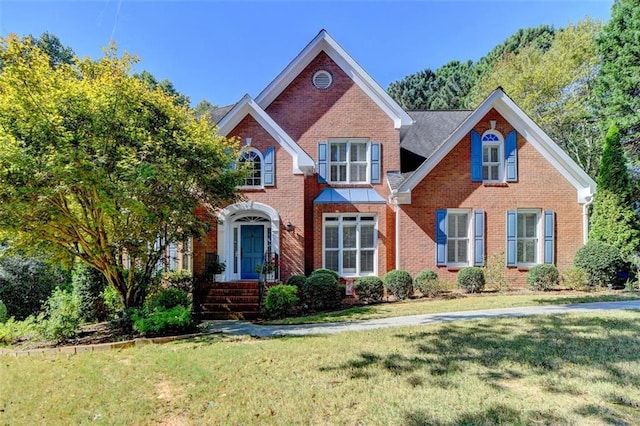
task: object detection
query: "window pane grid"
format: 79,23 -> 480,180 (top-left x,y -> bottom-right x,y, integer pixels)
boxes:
323,215 -> 377,276
447,213 -> 469,264
329,141 -> 368,183
516,212 -> 538,264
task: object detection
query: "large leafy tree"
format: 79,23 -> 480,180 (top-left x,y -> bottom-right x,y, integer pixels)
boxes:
0,35 -> 242,308
469,20 -> 602,178
595,0 -> 640,162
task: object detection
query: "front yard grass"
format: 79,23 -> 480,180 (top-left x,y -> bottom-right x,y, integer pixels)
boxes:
265,289 -> 640,325
3,310 -> 640,424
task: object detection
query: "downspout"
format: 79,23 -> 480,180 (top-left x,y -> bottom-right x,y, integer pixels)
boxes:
391,193 -> 401,270
582,194 -> 595,245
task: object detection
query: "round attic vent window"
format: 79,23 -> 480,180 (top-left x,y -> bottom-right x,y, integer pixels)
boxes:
313,70 -> 332,89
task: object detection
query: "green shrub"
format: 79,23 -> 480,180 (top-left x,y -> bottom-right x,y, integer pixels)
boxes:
285,274 -> 307,291
301,272 -> 342,311
0,316 -> 39,346
132,305 -> 194,336
161,270 -> 194,294
146,288 -> 191,312
527,264 -> 559,291
484,252 -> 509,292
309,268 -> 340,282
354,276 -> 384,302
413,269 -> 442,298
457,267 -> 485,293
102,285 -> 124,320
72,262 -> 106,323
0,300 -> 7,323
0,254 -> 69,320
574,241 -> 625,287
384,270 -> 413,300
263,285 -> 299,318
561,267 -> 588,290
40,287 -> 80,342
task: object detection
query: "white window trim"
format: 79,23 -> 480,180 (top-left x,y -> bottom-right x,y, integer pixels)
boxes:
445,208 -> 472,268
327,138 -> 370,184
481,130 -> 504,183
516,208 -> 542,267
322,213 -> 378,277
238,147 -> 264,189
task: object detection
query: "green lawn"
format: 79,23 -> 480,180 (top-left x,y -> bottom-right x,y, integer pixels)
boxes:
3,310 -> 640,424
265,290 -> 640,325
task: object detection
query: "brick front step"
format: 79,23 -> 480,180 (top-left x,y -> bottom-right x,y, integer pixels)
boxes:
196,281 -> 263,320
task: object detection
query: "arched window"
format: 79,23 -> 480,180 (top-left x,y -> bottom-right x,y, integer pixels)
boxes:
239,149 -> 263,187
481,130 -> 503,181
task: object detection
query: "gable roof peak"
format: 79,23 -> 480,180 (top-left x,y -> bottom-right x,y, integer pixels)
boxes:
255,30 -> 413,129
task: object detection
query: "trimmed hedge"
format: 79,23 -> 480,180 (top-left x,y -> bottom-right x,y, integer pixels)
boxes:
309,268 -> 340,282
384,270 -> 413,300
285,274 -> 307,291
146,288 -> 191,312
457,267 -> 485,293
301,273 -> 342,311
414,269 -> 442,298
574,241 -> 625,287
264,285 -> 299,318
354,276 -> 384,302
527,264 -> 559,291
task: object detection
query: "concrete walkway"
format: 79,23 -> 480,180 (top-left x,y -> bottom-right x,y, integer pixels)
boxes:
204,300 -> 640,338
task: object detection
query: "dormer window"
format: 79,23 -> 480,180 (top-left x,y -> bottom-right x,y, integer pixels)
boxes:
239,148 -> 263,187
481,130 -> 503,182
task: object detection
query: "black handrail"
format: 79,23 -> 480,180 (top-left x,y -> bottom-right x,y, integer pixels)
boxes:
257,251 -> 279,310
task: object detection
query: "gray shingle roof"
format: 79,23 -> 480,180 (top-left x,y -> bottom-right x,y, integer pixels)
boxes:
387,170 -> 413,192
401,111 -> 472,159
207,104 -> 236,124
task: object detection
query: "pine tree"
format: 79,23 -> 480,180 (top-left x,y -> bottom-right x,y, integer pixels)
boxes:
597,124 -> 632,202
595,0 -> 640,162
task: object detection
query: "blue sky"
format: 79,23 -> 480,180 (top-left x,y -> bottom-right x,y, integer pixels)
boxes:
1,1 -> 613,107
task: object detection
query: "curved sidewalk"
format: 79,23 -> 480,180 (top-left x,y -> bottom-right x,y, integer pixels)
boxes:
204,300 -> 640,338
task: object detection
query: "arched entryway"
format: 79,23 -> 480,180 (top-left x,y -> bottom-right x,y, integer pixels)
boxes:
217,202 -> 280,281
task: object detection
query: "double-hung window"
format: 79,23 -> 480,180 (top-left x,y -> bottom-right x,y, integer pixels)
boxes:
516,210 -> 539,265
323,214 -> 377,276
329,139 -> 368,183
506,209 -> 555,267
436,209 -> 485,267
482,132 -> 503,182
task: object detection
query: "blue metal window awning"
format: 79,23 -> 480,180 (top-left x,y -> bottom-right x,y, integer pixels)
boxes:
314,188 -> 386,204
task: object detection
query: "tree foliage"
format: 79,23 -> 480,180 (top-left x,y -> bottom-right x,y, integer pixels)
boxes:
0,35 -> 242,308
589,189 -> 640,260
595,0 -> 640,162
387,25 -> 555,111
598,124 -> 632,201
469,20 -> 602,178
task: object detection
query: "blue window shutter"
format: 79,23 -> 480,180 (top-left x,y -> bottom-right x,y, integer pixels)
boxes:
471,130 -> 482,182
436,209 -> 447,266
317,142 -> 327,183
263,146 -> 275,186
505,130 -> 518,182
474,210 -> 485,266
544,210 -> 555,264
506,210 -> 517,266
371,142 -> 381,184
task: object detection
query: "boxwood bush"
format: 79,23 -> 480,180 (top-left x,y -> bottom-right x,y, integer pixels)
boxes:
285,274 -> 307,292
574,241 -> 625,287
309,268 -> 340,282
413,269 -> 442,298
146,288 -> 191,312
354,276 -> 384,302
301,272 -> 342,311
457,267 -> 485,293
527,264 -> 559,291
384,270 -> 413,300
263,285 -> 299,318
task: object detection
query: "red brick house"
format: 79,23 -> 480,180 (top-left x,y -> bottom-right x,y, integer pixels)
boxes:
193,30 -> 595,317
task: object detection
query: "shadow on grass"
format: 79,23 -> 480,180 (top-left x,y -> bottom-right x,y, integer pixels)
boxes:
404,403 -> 564,426
533,293 -> 640,306
321,314 -> 640,424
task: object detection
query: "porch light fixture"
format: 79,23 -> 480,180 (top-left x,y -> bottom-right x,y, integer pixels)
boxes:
286,221 -> 294,232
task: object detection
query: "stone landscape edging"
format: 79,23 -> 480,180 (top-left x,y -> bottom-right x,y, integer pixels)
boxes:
0,332 -> 205,357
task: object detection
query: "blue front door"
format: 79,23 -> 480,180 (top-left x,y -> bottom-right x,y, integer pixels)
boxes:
241,225 -> 264,279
